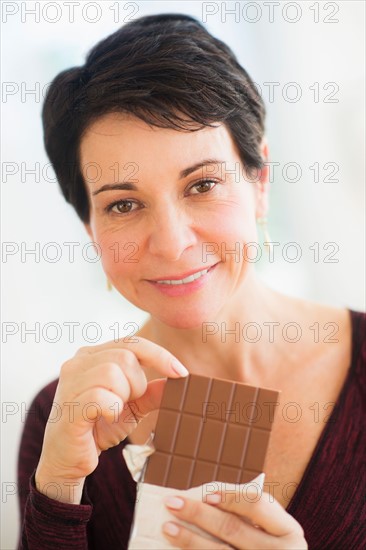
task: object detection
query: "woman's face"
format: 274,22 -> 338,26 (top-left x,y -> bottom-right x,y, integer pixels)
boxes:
80,113 -> 268,329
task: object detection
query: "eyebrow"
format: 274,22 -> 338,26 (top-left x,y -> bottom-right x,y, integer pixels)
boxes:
91,159 -> 223,196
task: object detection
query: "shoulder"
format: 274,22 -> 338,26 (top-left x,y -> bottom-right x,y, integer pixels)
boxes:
28,378 -> 59,423
349,309 -> 366,380
311,305 -> 365,376
32,378 -> 59,403
319,306 -> 366,393
18,379 -> 60,475
349,309 -> 366,349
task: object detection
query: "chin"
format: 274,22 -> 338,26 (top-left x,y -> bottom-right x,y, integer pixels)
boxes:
155,303 -> 222,331
166,317 -> 204,330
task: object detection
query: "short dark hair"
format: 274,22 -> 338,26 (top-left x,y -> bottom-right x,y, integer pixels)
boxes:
42,13 -> 266,223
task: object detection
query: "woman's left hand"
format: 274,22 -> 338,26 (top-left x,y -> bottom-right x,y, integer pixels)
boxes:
162,489 -> 308,549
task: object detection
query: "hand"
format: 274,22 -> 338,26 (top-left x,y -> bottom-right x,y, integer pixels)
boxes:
162,488 -> 307,549
35,337 -> 188,503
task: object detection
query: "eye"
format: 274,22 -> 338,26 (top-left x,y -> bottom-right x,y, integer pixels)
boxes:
189,179 -> 217,194
106,200 -> 139,214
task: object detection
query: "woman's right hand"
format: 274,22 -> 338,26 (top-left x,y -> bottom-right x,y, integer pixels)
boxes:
35,337 -> 188,504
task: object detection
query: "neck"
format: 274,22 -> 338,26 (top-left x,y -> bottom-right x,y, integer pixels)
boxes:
143,272 -> 298,386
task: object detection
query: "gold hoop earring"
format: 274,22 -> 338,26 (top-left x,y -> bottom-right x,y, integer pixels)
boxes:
257,217 -> 272,255
106,278 -> 113,291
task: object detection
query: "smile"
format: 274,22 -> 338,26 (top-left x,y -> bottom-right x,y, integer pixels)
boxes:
155,267 -> 210,285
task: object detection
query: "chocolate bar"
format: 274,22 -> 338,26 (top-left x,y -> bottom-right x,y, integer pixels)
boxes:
143,374 -> 280,489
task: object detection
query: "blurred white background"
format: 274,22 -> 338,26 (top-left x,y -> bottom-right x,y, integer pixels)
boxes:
1,1 -> 365,548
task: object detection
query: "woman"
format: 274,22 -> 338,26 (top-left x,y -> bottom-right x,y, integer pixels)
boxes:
18,13 -> 365,550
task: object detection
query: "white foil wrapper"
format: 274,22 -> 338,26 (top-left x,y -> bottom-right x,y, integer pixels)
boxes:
122,436 -> 155,482
123,439 -> 265,550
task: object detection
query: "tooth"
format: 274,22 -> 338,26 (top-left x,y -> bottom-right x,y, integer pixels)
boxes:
156,267 -> 211,285
182,275 -> 195,283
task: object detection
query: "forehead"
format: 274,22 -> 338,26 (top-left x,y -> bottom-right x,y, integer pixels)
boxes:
79,112 -> 240,176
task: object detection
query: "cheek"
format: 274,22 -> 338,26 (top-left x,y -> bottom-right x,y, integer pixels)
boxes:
207,204 -> 258,243
93,231 -> 142,279
206,204 -> 259,264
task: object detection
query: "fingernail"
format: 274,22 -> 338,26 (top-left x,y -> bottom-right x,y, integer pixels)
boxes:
163,522 -> 180,537
171,359 -> 189,377
206,493 -> 221,504
164,496 -> 184,510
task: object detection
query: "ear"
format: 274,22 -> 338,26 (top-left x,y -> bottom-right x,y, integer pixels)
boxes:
255,137 -> 270,219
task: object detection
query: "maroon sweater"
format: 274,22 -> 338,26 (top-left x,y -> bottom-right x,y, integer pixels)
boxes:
18,310 -> 366,549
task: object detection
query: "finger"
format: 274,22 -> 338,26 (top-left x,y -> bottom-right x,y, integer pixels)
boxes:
75,336 -> 189,378
86,349 -> 148,400
162,520 -> 233,549
99,379 -> 167,438
57,387 -> 124,428
127,378 -> 167,418
55,387 -> 133,451
68,377 -> 166,432
207,489 -> 303,537
164,496 -> 275,549
57,351 -> 147,401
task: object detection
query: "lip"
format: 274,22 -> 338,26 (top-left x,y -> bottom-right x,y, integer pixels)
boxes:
147,263 -> 219,282
146,262 -> 219,297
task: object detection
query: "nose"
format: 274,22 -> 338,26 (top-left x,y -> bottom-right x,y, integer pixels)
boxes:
147,203 -> 197,261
